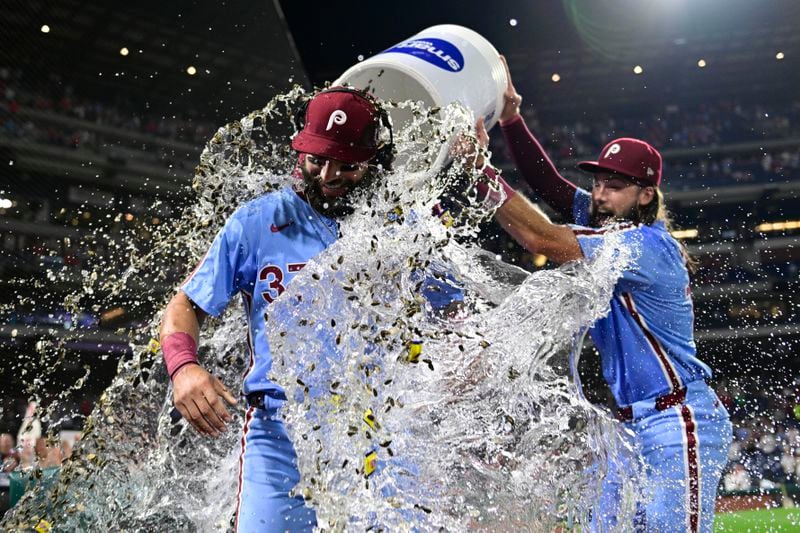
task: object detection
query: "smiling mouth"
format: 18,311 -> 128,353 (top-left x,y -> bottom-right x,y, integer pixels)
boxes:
321,182 -> 352,199
592,208 -> 615,225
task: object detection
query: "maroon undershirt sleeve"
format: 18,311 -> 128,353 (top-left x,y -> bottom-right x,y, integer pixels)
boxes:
499,114 -> 578,219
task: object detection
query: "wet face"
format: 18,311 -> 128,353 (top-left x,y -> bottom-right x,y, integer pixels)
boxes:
589,173 -> 655,227
300,154 -> 372,218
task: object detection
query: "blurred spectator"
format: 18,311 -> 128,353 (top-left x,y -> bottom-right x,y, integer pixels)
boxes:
0,433 -> 17,472
723,463 -> 752,491
35,437 -> 67,469
16,402 -> 41,453
0,432 -> 14,516
744,434 -> 785,488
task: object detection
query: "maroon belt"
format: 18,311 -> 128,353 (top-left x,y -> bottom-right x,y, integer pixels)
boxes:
617,387 -> 687,422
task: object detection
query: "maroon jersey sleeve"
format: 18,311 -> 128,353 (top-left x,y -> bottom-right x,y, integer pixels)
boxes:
499,114 -> 578,219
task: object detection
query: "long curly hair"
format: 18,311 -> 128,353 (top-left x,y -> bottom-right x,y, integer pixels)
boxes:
637,188 -> 697,273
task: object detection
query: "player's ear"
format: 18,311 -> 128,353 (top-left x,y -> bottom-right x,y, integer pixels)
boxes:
639,186 -> 655,207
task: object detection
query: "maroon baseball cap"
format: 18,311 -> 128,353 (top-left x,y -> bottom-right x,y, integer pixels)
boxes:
577,137 -> 663,187
292,88 -> 380,164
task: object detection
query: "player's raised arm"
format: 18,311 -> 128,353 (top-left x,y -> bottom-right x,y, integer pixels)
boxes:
160,290 -> 237,437
457,117 -> 583,265
494,191 -> 583,264
496,55 -> 580,219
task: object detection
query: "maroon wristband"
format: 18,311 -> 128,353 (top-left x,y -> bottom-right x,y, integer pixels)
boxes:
161,332 -> 199,380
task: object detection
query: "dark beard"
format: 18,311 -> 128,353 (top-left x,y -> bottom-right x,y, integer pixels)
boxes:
299,166 -> 377,219
589,204 -> 641,227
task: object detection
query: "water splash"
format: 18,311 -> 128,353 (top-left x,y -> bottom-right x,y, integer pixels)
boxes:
2,87 -> 645,531
268,204 -> 644,529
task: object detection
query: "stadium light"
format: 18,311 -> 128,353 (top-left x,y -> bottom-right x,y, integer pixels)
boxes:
776,52 -> 785,60
509,19 -> 518,27
40,25 -> 50,33
551,73 -> 561,83
671,229 -> 698,239
120,47 -> 129,56
186,66 -> 197,75
633,65 -> 643,75
697,59 -> 707,68
755,220 -> 800,232
0,198 -> 12,209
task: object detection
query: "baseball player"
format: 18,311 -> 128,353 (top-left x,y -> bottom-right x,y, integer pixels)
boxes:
473,58 -> 733,532
159,87 -> 460,532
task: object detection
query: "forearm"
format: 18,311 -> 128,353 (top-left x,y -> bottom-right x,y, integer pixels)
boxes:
160,290 -> 204,342
495,193 -> 583,264
160,291 -> 207,379
161,291 -> 237,434
500,115 -> 578,218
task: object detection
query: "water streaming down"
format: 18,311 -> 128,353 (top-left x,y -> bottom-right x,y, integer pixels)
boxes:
2,87 -> 646,531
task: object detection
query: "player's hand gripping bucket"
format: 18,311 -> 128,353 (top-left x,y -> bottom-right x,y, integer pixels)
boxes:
334,25 -> 507,170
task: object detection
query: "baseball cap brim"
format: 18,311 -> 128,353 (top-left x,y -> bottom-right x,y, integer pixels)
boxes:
577,160 -> 651,184
578,160 -> 628,176
292,131 -> 375,164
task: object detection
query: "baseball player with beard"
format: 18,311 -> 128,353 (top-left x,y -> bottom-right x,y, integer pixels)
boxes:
158,87 -> 460,532
473,58 -> 732,532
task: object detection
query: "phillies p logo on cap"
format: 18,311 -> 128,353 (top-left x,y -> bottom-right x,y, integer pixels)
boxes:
604,143 -> 622,159
326,110 -> 347,131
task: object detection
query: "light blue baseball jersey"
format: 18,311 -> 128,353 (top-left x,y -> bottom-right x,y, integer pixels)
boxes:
182,187 -> 338,397
182,186 -> 461,397
571,189 -> 712,406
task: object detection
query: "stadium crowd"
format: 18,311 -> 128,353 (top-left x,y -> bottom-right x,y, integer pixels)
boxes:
4,65 -> 800,191
716,378 -> 800,495
489,102 -> 800,190
0,398 -> 86,515
0,67 -> 214,146
517,100 -> 800,156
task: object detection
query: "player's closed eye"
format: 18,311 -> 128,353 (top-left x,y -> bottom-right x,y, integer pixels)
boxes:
306,155 -> 362,173
593,179 -> 636,191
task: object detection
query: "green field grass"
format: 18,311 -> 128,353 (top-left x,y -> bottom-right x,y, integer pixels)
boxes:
714,508 -> 800,532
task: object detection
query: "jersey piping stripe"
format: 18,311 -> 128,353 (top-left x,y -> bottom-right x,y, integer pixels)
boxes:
233,406 -> 256,533
240,292 -> 257,384
572,222 -> 636,237
181,247 -> 213,287
679,404 -> 701,533
619,292 -> 683,391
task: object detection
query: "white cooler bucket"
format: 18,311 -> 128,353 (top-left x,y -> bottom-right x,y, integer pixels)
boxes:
334,25 -> 507,168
